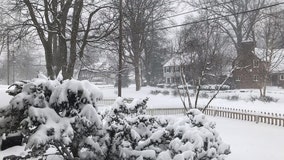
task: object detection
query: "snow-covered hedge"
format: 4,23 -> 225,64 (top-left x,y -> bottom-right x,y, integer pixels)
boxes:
0,75 -> 230,159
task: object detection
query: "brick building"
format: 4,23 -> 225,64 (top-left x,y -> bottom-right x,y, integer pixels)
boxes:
232,41 -> 267,89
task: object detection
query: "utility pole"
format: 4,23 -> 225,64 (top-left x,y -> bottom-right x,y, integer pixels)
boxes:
7,35 -> 10,85
118,0 -> 123,96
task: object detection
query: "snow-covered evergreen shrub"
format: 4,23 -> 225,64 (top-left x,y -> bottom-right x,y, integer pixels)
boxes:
0,74 -> 103,159
0,74 -> 230,160
96,98 -> 231,160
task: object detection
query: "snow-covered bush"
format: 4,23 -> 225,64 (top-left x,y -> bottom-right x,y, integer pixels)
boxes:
0,74 -> 230,159
97,98 -> 231,160
0,74 -> 103,159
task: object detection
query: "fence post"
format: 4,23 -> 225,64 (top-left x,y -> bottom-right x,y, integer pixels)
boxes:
255,115 -> 259,124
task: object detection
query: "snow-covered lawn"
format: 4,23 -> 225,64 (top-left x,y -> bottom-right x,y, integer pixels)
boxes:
1,84 -> 284,114
0,85 -> 13,107
101,84 -> 284,114
207,116 -> 284,160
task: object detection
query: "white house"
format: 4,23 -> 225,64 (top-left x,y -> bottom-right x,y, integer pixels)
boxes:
163,56 -> 190,84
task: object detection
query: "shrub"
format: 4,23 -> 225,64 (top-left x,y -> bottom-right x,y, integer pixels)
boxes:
258,96 -> 278,103
156,84 -> 165,88
0,75 -> 103,159
150,90 -> 161,95
172,90 -> 179,96
226,95 -> 239,101
249,96 -> 278,103
1,75 -> 230,159
162,90 -> 170,95
200,92 -> 210,98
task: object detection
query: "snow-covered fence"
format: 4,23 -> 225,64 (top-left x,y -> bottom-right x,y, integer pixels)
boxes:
146,108 -> 186,115
203,106 -> 284,127
97,99 -> 284,127
97,98 -> 133,106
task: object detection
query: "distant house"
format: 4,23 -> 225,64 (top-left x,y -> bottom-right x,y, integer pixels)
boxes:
232,41 -> 284,88
232,41 -> 266,89
256,48 -> 284,88
271,70 -> 284,87
163,56 -> 190,84
78,60 -> 116,85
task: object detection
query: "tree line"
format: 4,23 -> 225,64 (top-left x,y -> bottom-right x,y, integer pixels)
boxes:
0,0 -> 284,93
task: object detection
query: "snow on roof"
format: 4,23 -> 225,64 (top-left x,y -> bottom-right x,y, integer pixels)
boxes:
82,57 -> 112,71
163,56 -> 191,67
254,48 -> 284,73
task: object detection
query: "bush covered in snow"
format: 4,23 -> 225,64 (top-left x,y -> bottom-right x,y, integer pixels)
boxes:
0,75 -> 230,159
0,74 -> 103,159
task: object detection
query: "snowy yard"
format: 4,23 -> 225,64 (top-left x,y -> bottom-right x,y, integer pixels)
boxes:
100,84 -> 284,114
207,116 -> 284,160
0,83 -> 284,159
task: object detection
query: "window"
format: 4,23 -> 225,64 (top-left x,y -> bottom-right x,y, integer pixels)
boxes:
236,76 -> 241,81
175,66 -> 180,72
280,75 -> 284,80
253,75 -> 258,81
253,59 -> 259,68
166,67 -> 171,72
167,78 -> 171,83
176,77 -> 181,83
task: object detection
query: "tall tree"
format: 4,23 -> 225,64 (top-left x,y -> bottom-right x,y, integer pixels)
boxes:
122,0 -> 172,91
190,0 -> 266,55
255,7 -> 284,96
11,0 -> 116,80
177,14 -> 231,109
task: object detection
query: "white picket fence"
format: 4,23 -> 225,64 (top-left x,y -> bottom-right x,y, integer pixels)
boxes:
97,99 -> 284,127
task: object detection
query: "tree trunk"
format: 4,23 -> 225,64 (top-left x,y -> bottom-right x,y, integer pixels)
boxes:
44,44 -> 55,79
134,65 -> 141,91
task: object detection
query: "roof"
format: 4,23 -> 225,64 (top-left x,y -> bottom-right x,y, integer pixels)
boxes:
81,57 -> 112,71
163,55 -> 191,67
254,48 -> 284,73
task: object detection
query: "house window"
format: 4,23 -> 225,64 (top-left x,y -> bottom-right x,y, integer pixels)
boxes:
253,75 -> 258,81
175,66 -> 180,72
176,77 -> 181,83
253,59 -> 259,68
171,66 -> 175,72
166,67 -> 171,72
236,76 -> 241,81
167,78 -> 171,83
280,75 -> 284,81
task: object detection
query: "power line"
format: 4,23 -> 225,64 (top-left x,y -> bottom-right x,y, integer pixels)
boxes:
164,0 -> 234,20
155,1 -> 284,31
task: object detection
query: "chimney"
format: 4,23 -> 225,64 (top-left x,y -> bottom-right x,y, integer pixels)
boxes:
240,41 -> 255,55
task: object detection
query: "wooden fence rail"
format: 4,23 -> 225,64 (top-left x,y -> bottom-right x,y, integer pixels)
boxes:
97,99 -> 284,127
146,107 -> 284,127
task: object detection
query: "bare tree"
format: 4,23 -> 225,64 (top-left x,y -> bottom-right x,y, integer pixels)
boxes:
9,0 -> 116,80
255,7 -> 284,96
176,14 -> 232,111
122,0 -> 172,91
190,0 -> 266,55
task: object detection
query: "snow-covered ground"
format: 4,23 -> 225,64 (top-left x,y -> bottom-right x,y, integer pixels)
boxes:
1,84 -> 284,114
0,84 -> 284,159
100,84 -> 284,114
0,85 -> 13,107
207,116 -> 284,160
